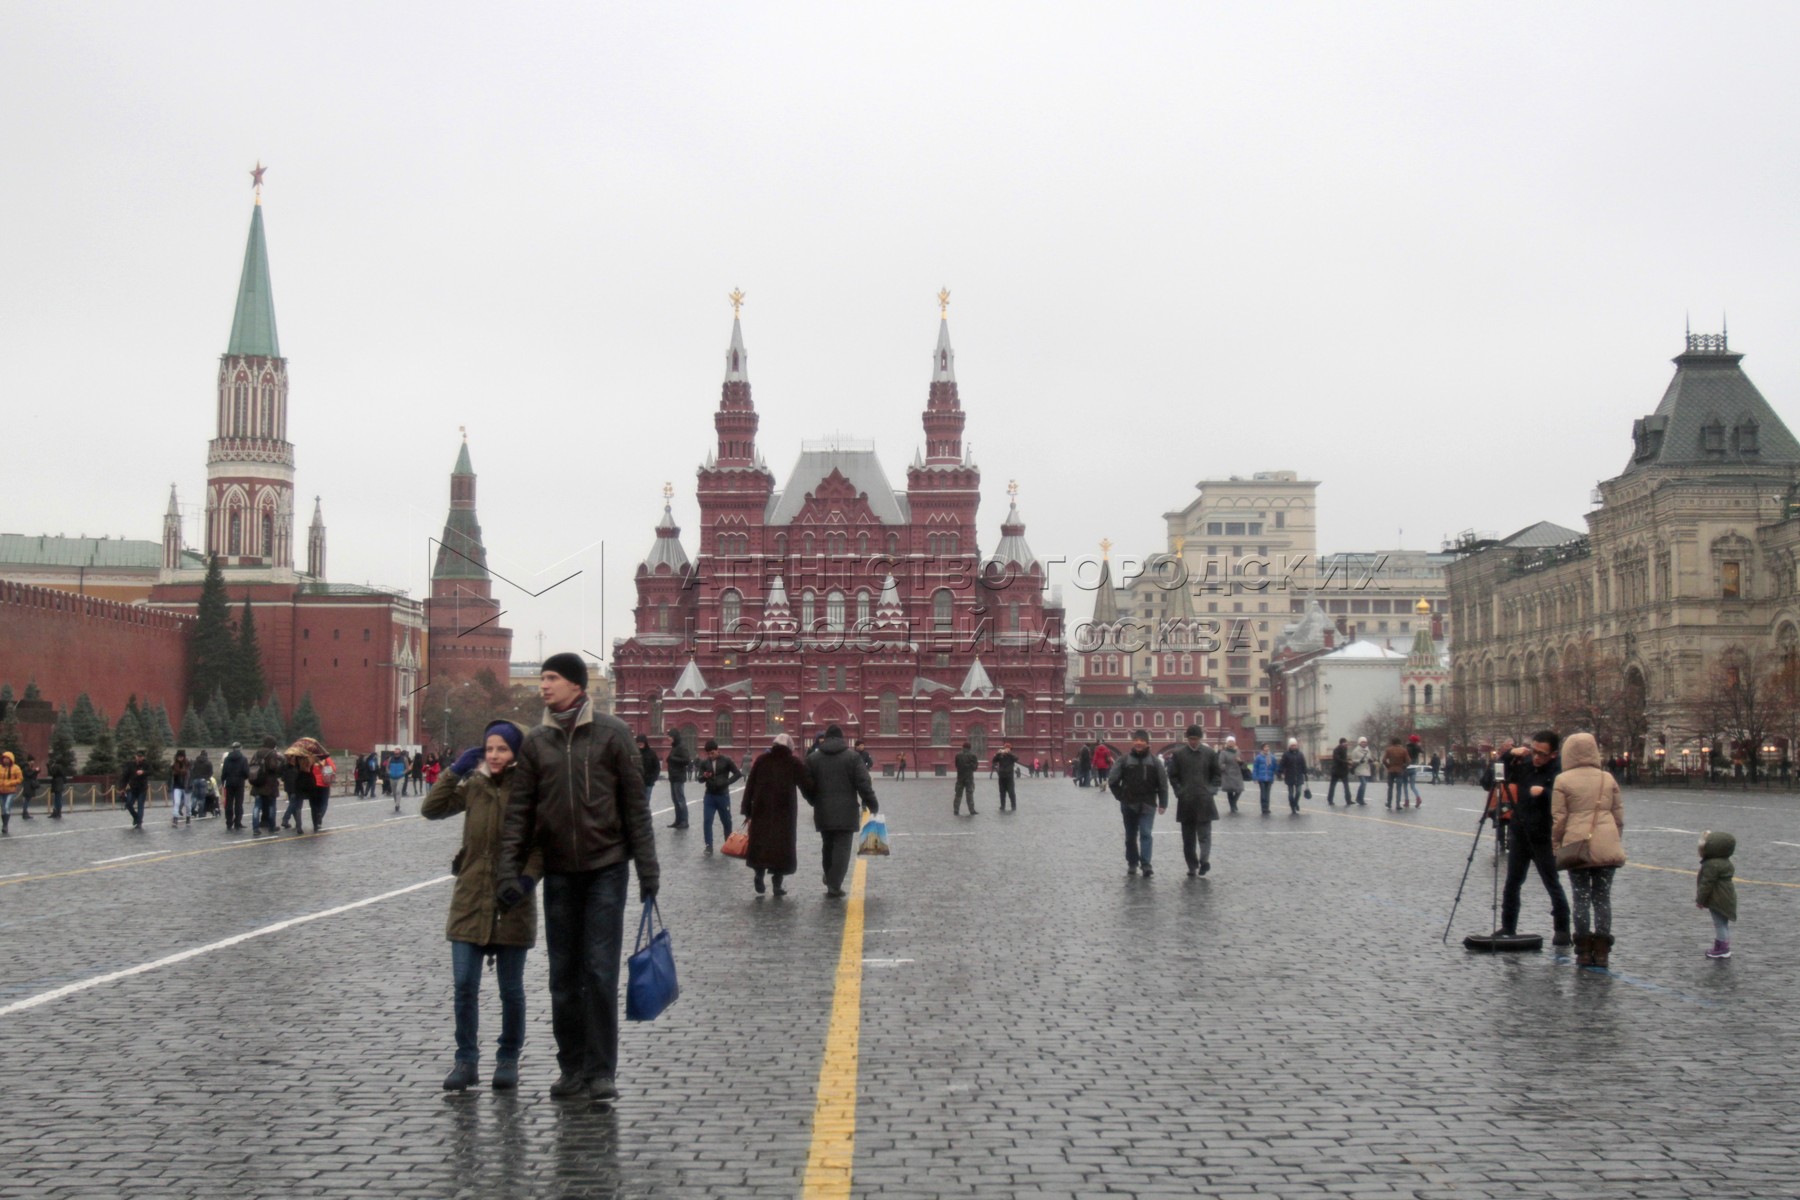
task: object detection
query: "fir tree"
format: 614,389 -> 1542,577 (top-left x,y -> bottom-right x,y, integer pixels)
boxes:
84,723 -> 117,777
143,727 -> 167,776
203,686 -> 231,744
0,716 -> 22,759
188,554 -> 236,708
70,693 -> 101,742
231,599 -> 267,711
0,683 -> 13,716
22,681 -> 41,702
114,708 -> 144,753
290,692 -> 324,742
152,702 -> 175,746
48,717 -> 78,778
265,695 -> 288,742
179,703 -> 211,747
124,693 -> 143,729
230,708 -> 259,745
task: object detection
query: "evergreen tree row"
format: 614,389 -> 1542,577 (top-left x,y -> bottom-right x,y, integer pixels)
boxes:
42,688 -> 325,777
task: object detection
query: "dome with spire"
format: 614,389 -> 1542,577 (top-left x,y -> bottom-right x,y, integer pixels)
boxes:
642,490 -> 691,574
990,483 -> 1040,573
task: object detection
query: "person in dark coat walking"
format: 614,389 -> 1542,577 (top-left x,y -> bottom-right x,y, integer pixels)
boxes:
1107,730 -> 1168,876
741,734 -> 812,896
1279,739 -> 1307,814
190,750 -> 215,817
1326,738 -> 1351,806
990,741 -> 1021,811
1166,725 -> 1221,876
1076,744 -> 1092,787
804,725 -> 877,898
952,742 -> 978,815
119,750 -> 151,829
220,742 -> 250,830
664,728 -> 691,829
635,735 -> 661,799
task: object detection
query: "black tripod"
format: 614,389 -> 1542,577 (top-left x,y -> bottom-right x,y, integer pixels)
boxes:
1443,804 -> 1542,951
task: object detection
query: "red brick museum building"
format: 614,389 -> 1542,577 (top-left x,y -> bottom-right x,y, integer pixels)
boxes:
610,302 -> 1067,773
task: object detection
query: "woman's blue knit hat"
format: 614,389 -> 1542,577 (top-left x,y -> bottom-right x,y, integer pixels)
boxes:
484,721 -> 524,753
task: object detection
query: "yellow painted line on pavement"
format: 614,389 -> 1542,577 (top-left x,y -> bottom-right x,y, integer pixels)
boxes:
801,856 -> 868,1200
1309,805 -> 1800,889
0,816 -> 412,889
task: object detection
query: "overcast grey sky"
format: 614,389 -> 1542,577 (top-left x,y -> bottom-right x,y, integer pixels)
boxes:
5,2 -> 1798,659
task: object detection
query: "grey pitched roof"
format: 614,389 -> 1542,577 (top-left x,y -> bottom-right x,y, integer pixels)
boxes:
1622,336 -> 1800,475
765,443 -> 910,526
932,319 -> 956,382
1500,521 -> 1584,548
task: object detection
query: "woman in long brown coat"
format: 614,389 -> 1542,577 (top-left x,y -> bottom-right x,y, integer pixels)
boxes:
422,720 -> 542,1091
1551,731 -> 1627,968
740,734 -> 812,896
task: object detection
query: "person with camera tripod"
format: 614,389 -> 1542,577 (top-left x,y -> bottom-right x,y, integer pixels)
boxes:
1494,731 -> 1572,948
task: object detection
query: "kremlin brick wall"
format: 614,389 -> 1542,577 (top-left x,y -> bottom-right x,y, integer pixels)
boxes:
0,580 -> 192,720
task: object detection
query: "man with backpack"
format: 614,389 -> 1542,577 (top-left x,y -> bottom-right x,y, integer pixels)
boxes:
387,752 -> 407,811
249,736 -> 285,835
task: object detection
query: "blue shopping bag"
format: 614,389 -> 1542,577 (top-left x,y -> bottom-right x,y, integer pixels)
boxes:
625,899 -> 679,1022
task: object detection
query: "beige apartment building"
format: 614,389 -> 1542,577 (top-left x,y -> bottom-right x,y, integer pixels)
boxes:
1445,331 -> 1800,757
1100,472 -> 1451,732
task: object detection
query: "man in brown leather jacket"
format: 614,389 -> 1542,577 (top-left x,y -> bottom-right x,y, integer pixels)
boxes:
498,652 -> 657,1106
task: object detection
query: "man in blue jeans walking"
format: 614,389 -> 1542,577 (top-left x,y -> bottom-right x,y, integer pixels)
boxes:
498,653 -> 659,1106
694,739 -> 742,855
1107,730 -> 1168,877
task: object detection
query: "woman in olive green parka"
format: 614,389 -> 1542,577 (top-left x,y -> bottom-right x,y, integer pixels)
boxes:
423,720 -> 542,1092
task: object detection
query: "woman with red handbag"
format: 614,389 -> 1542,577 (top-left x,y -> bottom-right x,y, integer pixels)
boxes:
739,734 -> 812,896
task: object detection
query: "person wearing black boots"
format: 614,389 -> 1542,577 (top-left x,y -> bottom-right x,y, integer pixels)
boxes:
664,728 -> 691,829
119,751 -> 151,829
953,743 -> 979,815
1497,731 -> 1573,949
1167,725 -> 1221,876
1108,730 -> 1168,876
990,742 -> 1021,811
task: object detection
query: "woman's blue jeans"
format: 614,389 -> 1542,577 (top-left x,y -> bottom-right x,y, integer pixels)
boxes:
452,941 -> 527,1065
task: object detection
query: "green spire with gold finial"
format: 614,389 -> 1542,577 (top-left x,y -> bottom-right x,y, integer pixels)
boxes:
226,165 -> 281,357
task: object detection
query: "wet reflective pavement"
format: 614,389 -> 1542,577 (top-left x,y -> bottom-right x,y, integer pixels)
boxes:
1,778 -> 1796,1198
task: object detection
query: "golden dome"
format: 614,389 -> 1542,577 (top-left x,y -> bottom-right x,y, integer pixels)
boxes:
1414,597 -> 1432,615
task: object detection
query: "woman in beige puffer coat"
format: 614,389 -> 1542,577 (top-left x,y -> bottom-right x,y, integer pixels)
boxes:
1551,731 -> 1626,967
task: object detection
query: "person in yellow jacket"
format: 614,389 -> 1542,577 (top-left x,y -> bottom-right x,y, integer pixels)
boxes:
422,720 -> 543,1092
0,751 -> 22,835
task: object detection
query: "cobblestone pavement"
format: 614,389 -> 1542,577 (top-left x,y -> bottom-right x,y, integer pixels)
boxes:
1,776 -> 1797,1198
